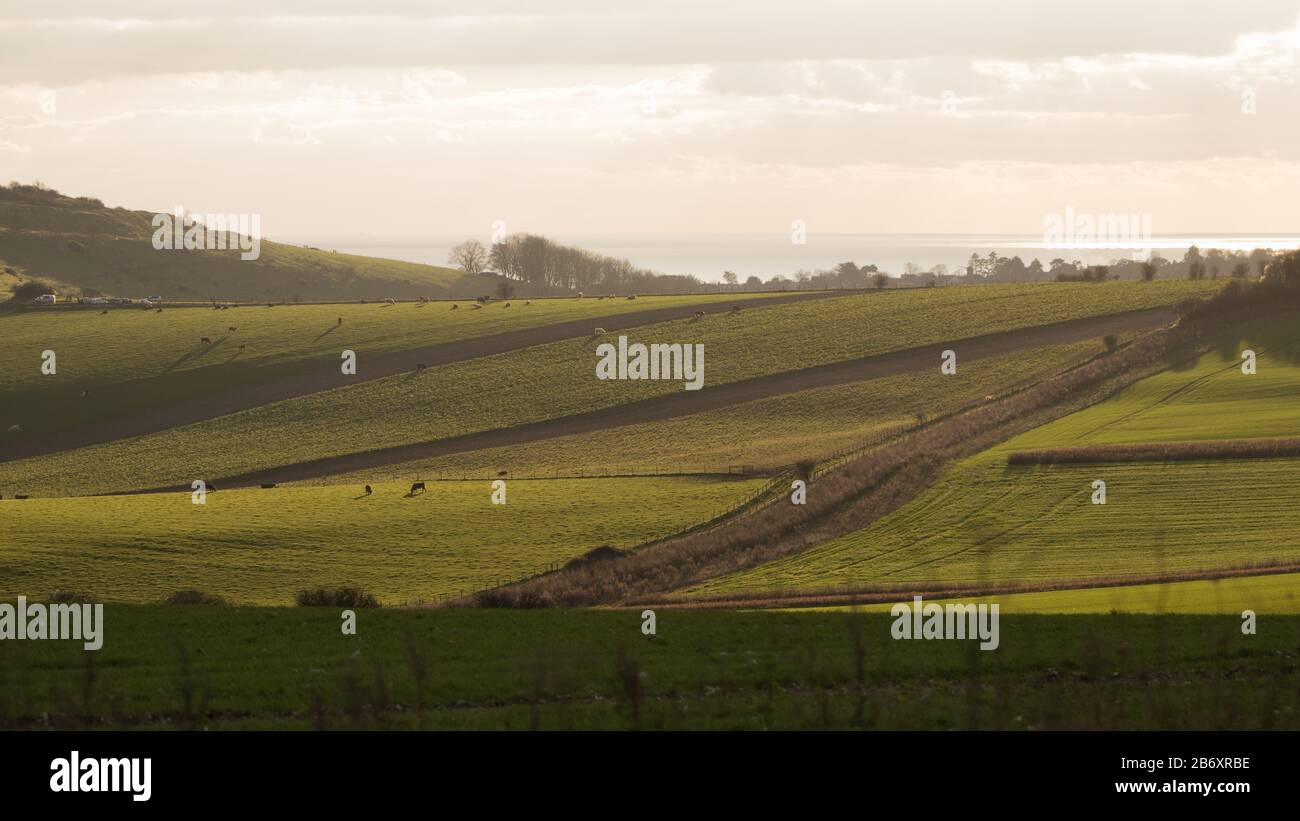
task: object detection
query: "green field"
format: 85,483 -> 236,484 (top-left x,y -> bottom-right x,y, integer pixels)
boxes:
806,572 -> 1300,614
1,606 -> 1295,729
0,476 -> 765,605
693,316 -> 1300,598
317,335 -> 1125,482
0,281 -> 1219,497
0,293 -> 781,438
1008,318 -> 1300,447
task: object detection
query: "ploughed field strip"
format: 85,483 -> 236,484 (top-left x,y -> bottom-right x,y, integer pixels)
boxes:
690,315 -> 1300,600
0,476 -> 765,605
0,290 -> 818,457
6,304 -> 1176,497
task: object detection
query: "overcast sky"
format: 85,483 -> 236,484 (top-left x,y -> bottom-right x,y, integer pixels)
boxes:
2,1 -> 1298,238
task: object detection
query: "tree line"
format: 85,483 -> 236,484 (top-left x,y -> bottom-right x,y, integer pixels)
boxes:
448,235 -> 706,295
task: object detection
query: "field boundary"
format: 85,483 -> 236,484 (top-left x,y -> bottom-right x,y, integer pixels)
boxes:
1007,437 -> 1300,465
627,559 -> 1300,610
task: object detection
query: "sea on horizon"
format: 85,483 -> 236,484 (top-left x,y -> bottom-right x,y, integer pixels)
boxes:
277,233 -> 1300,283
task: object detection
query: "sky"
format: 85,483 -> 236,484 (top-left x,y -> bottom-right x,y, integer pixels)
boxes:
1,1 -> 1299,241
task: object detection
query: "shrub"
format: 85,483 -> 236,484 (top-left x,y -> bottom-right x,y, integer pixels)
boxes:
7,280 -> 51,303
46,590 -> 95,604
164,589 -> 228,605
1102,334 -> 1119,353
295,586 -> 380,608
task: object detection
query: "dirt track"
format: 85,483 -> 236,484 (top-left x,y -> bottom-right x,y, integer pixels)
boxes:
1,290 -> 843,463
128,306 -> 1177,493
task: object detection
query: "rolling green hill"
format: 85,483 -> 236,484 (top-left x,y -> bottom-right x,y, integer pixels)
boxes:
692,315 -> 1300,599
314,334 -> 1128,483
0,292 -> 783,440
0,281 -> 1218,497
0,185 -> 483,301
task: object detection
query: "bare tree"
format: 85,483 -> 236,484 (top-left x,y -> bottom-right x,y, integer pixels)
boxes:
722,271 -> 738,286
448,240 -> 489,275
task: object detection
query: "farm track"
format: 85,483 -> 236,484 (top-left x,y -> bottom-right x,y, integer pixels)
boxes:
0,290 -> 843,463
125,306 -> 1177,493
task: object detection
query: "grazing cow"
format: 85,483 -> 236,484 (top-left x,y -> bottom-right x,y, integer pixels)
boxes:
497,470 -> 508,477
6,424 -> 19,433
364,485 -> 372,495
577,292 -> 584,298
337,317 -> 343,325
260,483 -> 276,489
730,305 -> 741,313
79,390 -> 88,398
524,300 -> 531,306
238,344 -> 246,352
627,294 -> 636,300
156,307 -> 163,313
385,298 -> 396,305
206,483 -> 217,492
451,304 -> 459,310
14,495 -> 28,500
503,302 -> 510,308
471,303 -> 483,309
99,309 -> 108,315
228,326 -> 237,332
415,363 -> 427,372
200,337 -> 211,344
409,481 -> 426,494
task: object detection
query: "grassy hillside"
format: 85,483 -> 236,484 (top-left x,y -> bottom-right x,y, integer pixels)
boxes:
0,281 -> 1220,497
0,189 -> 482,301
315,335 -> 1127,482
0,293 -> 782,439
1,607 -> 1295,729
0,476 -> 765,605
1008,319 -> 1300,447
693,315 -> 1300,598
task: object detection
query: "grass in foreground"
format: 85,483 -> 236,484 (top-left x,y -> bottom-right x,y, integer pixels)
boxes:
0,476 -> 765,605
0,607 -> 1295,729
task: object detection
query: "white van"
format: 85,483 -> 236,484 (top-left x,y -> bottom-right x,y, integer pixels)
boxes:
31,294 -> 56,305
